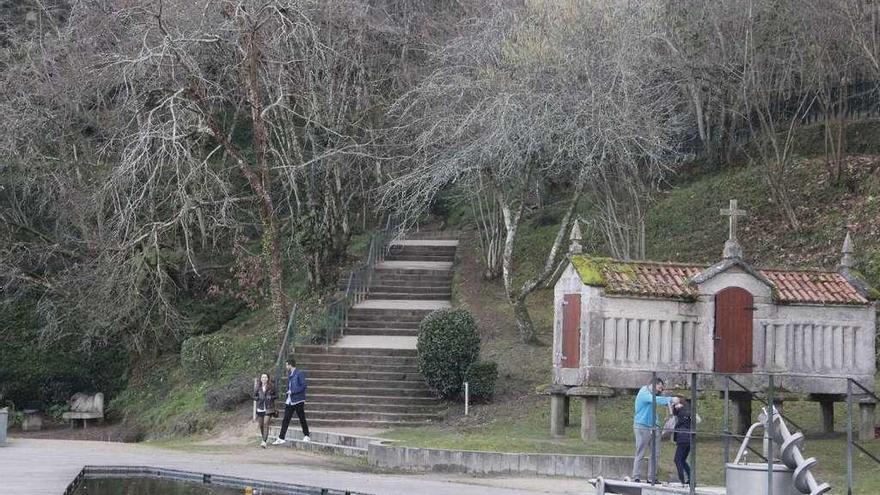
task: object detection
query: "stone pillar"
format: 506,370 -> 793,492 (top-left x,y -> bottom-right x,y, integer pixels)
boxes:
732,398 -> 753,436
550,393 -> 566,437
859,400 -> 876,441
580,396 -> 598,441
820,401 -> 835,434
563,396 -> 571,427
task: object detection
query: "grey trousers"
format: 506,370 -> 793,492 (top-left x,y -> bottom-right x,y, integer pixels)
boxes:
632,426 -> 660,479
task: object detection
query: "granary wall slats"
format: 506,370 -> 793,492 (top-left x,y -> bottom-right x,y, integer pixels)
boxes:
600,315 -> 700,369
757,320 -> 865,373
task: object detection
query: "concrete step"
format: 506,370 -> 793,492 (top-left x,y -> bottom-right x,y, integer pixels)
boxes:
384,254 -> 455,262
344,327 -> 419,337
374,270 -> 453,279
369,285 -> 453,294
296,355 -> 419,366
310,378 -> 430,390
309,385 -> 436,398
366,292 -> 450,300
308,394 -> 440,406
342,320 -> 420,329
267,428 -> 382,450
305,418 -> 439,428
345,313 -> 430,323
301,362 -> 420,373
308,410 -> 444,422
306,402 -> 441,414
389,243 -> 458,251
307,369 -> 425,381
265,432 -> 368,457
297,345 -> 416,357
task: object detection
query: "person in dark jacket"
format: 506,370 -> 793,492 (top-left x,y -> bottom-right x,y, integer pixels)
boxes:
253,372 -> 277,448
272,357 -> 310,444
672,395 -> 693,485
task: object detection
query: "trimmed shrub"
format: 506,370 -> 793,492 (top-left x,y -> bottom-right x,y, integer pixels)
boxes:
417,309 -> 480,400
464,361 -> 498,403
180,334 -> 233,377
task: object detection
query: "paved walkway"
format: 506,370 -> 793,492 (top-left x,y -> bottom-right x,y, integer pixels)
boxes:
352,299 -> 451,310
333,335 -> 418,349
0,438 -> 590,495
391,240 -> 459,247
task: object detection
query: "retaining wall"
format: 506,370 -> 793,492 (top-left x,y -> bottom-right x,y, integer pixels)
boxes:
368,443 -> 632,478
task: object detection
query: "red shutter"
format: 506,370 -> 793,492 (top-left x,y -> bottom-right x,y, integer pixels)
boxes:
562,294 -> 581,368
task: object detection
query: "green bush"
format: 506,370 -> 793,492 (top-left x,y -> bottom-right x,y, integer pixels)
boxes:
417,309 -> 480,400
464,361 -> 498,403
180,334 -> 233,377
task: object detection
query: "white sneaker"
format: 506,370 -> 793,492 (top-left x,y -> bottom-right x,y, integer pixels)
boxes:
302,435 -> 311,443
272,438 -> 286,445
260,441 -> 267,448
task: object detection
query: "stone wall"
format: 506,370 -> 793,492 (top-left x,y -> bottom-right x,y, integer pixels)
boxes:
368,443 -> 632,478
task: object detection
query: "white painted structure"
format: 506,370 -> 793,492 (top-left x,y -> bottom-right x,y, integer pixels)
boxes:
548,201 -> 878,440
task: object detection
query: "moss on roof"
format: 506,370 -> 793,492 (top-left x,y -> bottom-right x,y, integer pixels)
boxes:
570,256 -> 636,287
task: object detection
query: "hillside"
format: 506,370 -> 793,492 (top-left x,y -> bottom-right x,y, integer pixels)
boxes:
381,151 -> 880,489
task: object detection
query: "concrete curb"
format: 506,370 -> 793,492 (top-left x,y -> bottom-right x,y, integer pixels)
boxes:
367,442 -> 632,478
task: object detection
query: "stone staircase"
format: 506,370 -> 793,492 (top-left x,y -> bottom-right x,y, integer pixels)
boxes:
293,236 -> 458,428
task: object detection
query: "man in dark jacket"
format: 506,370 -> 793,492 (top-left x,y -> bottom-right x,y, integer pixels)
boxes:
272,357 -> 311,444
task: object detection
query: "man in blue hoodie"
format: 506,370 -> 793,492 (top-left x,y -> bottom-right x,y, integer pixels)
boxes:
631,377 -> 674,482
272,357 -> 310,444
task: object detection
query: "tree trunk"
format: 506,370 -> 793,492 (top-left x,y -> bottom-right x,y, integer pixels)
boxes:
512,295 -> 536,344
245,26 -> 289,337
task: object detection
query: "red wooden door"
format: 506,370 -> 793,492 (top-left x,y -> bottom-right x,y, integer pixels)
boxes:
562,294 -> 581,368
714,287 -> 754,373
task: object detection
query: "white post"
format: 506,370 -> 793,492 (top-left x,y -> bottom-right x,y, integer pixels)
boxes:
253,401 -> 257,421
465,382 -> 469,416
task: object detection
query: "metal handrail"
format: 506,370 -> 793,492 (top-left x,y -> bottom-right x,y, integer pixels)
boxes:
316,215 -> 399,347
274,304 -> 298,389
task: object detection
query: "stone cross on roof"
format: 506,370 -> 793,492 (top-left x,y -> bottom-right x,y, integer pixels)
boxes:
720,199 -> 746,259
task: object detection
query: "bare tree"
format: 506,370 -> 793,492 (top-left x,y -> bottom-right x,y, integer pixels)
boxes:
385,1 -> 683,343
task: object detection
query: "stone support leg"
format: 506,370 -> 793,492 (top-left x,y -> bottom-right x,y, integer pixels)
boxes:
550,394 -> 566,437
820,401 -> 835,434
732,398 -> 753,436
580,396 -> 598,441
564,396 -> 571,427
859,401 -> 876,441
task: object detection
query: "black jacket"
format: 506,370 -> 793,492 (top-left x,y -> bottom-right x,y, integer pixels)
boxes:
673,403 -> 693,444
253,385 -> 276,413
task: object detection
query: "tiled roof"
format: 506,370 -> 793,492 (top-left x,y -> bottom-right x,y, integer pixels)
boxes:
570,256 -> 871,305
762,270 -> 869,305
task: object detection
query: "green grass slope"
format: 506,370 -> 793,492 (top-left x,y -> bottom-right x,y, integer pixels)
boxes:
383,154 -> 880,490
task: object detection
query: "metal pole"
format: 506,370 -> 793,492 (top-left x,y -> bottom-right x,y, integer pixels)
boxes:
465,382 -> 469,416
847,379 -> 854,495
690,372 -> 697,495
723,375 -> 730,467
651,371 -> 658,485
767,374 -> 774,495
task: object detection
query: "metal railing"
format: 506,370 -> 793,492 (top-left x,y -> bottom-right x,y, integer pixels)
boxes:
639,370 -> 877,495
274,304 -> 298,389
847,378 -> 880,495
315,215 -> 399,346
